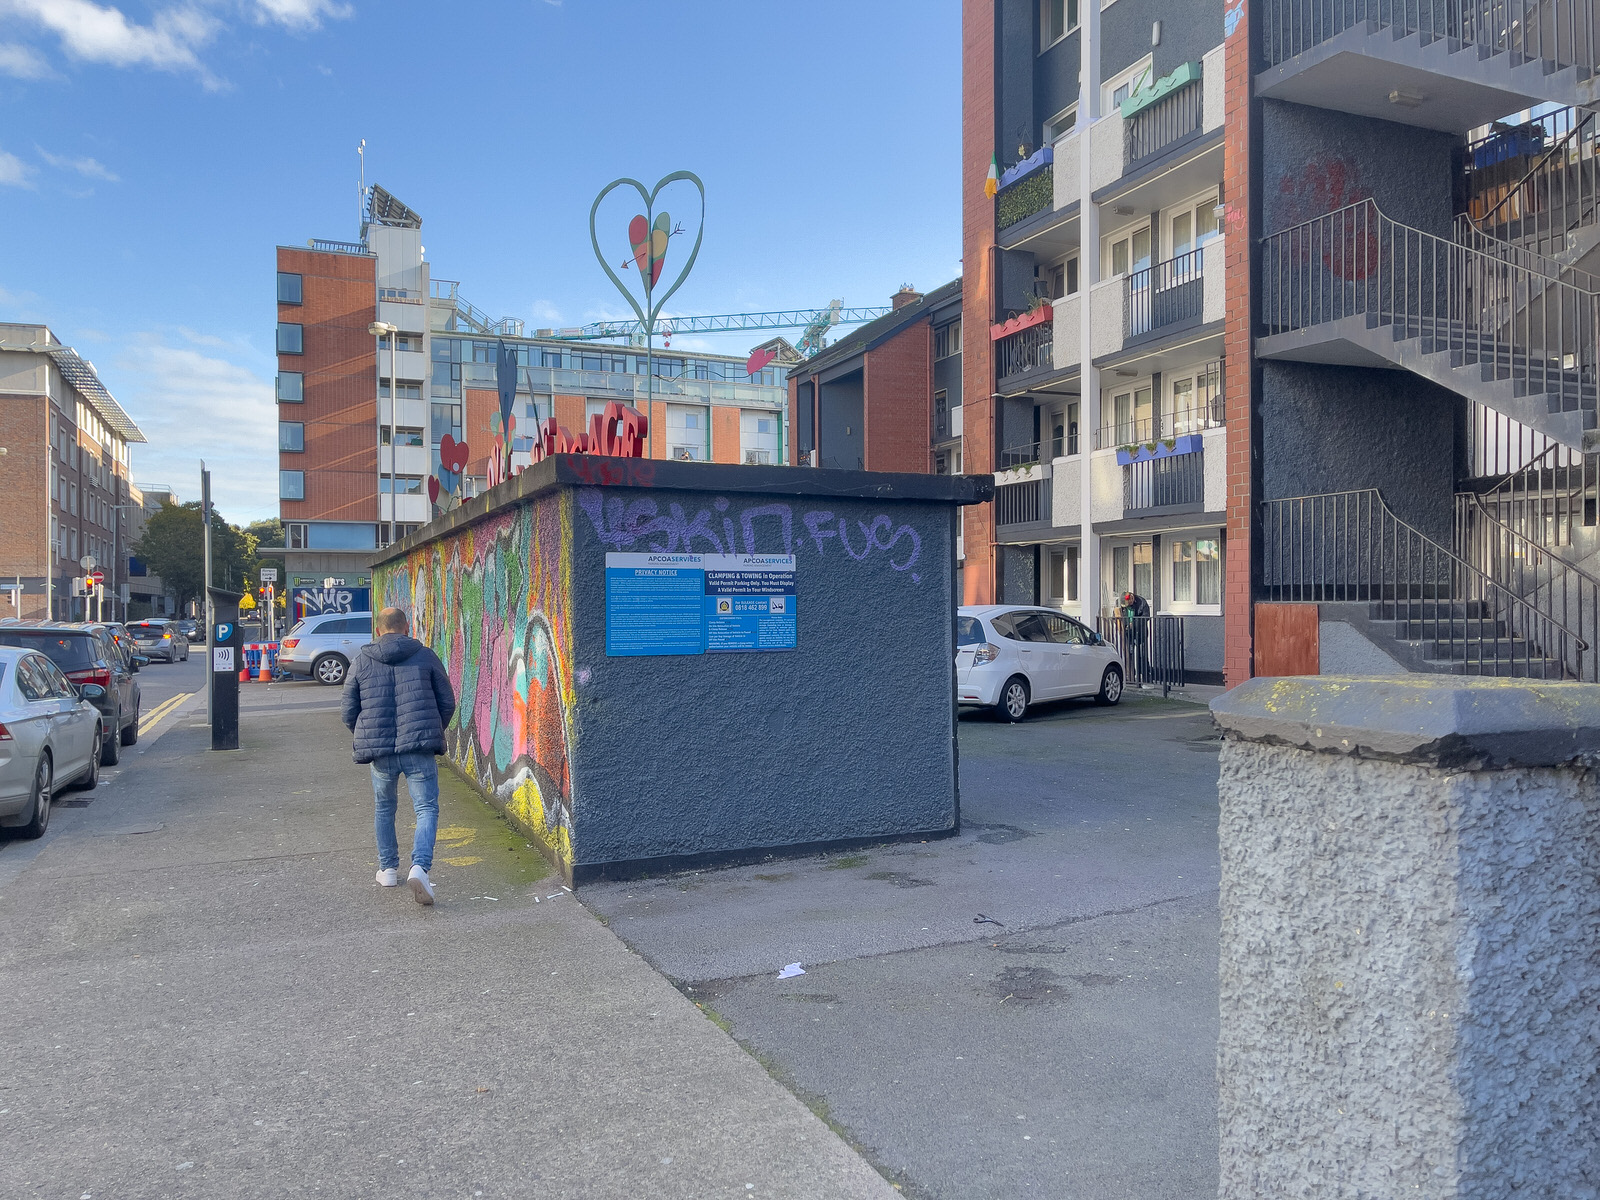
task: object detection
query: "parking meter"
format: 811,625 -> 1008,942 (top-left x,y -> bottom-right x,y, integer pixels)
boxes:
207,586 -> 243,751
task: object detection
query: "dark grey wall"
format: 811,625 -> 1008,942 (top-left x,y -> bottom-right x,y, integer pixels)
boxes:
1262,99 -> 1458,237
934,353 -> 963,408
1182,614 -> 1224,682
569,486 -> 960,868
795,380 -> 814,458
998,0 -> 1038,160
1035,30 -> 1080,136
1261,363 -> 1462,540
998,247 -> 1038,321
819,373 -> 864,470
1102,0 -> 1225,81
1000,544 -> 1038,604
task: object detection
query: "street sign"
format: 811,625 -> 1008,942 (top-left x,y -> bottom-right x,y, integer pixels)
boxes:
89,569 -> 104,586
79,555 -> 96,570
259,567 -> 278,582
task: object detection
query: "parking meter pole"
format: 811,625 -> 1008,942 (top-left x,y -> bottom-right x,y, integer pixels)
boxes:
207,586 -> 243,752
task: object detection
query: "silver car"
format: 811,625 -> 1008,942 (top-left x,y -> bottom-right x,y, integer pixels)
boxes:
0,647 -> 105,839
278,612 -> 374,686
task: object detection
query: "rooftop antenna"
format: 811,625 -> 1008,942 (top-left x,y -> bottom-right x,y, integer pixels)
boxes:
357,139 -> 366,236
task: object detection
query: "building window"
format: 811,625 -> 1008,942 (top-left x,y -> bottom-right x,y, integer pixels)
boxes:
379,380 -> 423,400
280,470 -> 305,500
379,333 -> 423,353
934,320 -> 962,360
667,404 -> 708,461
287,522 -> 309,549
279,421 -> 305,452
277,272 -> 303,305
277,323 -> 304,355
1050,402 -> 1079,458
1048,546 -> 1080,603
1043,103 -> 1078,143
276,371 -> 303,403
380,426 -> 426,447
431,403 -> 461,443
542,350 -> 564,368
1106,225 -> 1152,278
740,409 -> 780,465
1105,55 -> 1154,111
1170,538 -> 1222,609
379,475 -> 425,494
1039,0 -> 1079,50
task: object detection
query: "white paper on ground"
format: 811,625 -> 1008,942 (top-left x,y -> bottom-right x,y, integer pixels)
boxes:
776,963 -> 805,979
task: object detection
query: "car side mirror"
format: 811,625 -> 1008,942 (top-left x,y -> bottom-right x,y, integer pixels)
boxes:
79,683 -> 107,701
131,655 -> 149,671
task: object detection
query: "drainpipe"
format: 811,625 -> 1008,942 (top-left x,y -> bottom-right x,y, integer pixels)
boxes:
1079,0 -> 1102,629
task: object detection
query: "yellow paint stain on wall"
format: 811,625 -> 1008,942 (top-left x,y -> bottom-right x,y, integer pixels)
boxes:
507,774 -> 574,870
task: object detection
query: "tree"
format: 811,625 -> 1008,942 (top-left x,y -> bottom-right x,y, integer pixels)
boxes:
131,501 -> 255,610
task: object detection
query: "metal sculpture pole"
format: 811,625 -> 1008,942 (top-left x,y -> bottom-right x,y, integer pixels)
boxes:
589,172 -> 706,459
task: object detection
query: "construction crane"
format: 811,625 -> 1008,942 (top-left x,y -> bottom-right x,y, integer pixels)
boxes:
533,301 -> 891,357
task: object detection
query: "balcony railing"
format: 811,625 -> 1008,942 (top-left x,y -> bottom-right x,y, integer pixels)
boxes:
996,321 -> 1054,380
1126,81 -> 1203,166
1096,615 -> 1188,695
999,441 -> 1042,469
1125,449 -> 1206,513
1261,0 -> 1600,76
1096,361 -> 1225,448
995,478 -> 1050,526
1126,249 -> 1205,340
309,238 -> 370,255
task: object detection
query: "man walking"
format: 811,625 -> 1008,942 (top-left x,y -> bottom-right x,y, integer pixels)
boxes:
341,606 -> 457,905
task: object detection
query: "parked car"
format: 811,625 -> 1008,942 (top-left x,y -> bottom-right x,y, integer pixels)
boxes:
176,618 -> 202,643
955,605 -> 1124,722
126,618 -> 190,663
278,612 -> 373,686
0,646 -> 105,838
0,623 -> 145,763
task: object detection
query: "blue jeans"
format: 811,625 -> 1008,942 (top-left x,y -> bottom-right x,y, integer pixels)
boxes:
371,752 -> 439,873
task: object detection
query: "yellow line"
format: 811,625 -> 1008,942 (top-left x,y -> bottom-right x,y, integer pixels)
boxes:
140,691 -> 194,733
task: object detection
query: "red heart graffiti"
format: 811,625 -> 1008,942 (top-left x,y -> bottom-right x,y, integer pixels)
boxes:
427,475 -> 440,503
746,347 -> 777,376
439,434 -> 470,474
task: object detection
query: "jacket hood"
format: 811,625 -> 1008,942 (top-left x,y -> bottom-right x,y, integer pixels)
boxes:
366,633 -> 424,665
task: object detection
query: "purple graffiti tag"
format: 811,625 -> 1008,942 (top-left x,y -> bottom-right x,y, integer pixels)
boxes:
674,503 -> 725,554
740,505 -> 794,555
836,517 -> 875,561
721,516 -> 738,553
869,520 -> 922,573
803,510 -> 838,553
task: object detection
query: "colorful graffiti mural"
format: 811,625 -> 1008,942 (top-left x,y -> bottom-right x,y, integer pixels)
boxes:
377,492 -> 577,871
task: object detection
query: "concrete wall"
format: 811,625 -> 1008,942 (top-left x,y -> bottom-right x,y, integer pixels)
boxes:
378,458 -> 977,883
819,374 -> 864,470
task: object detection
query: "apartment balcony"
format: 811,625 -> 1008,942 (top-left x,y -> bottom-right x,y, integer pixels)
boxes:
1086,241 -> 1226,364
378,298 -> 428,334
1124,451 -> 1206,515
1073,425 -> 1229,527
934,400 -> 964,444
996,149 -> 1054,234
1094,366 -> 1226,451
993,308 -> 1055,388
1258,0 -> 1600,132
994,463 -> 1053,539
1091,46 -> 1226,207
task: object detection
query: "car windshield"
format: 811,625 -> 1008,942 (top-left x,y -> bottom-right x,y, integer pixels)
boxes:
0,631 -> 96,670
956,616 -> 985,646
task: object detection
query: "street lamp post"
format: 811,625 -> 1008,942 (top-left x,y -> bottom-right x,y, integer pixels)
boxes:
369,320 -> 400,546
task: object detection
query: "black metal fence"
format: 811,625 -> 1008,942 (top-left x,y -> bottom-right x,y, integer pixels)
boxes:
995,321 -> 1054,380
1126,82 -> 1203,165
1125,451 -> 1205,512
1097,614 -> 1187,695
1126,250 -> 1205,340
995,479 -> 1048,526
1261,0 -> 1600,75
1262,488 -> 1585,678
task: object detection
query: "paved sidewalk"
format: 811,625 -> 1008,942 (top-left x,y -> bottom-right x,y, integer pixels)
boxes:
0,687 -> 895,1200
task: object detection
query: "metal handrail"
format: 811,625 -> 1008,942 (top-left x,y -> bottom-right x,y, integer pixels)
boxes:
1261,198 -> 1600,413
1263,488 -> 1586,678
1452,215 -> 1600,293
1467,486 -> 1600,586
1465,106 -> 1598,243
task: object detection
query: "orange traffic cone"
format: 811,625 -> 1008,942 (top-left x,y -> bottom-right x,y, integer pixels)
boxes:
257,656 -> 271,683
238,667 -> 250,683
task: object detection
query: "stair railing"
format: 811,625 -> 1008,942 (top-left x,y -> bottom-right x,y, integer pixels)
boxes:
1261,198 -> 1600,414
1454,484 -> 1600,679
1462,105 -> 1600,264
1262,0 -> 1600,76
1262,488 -> 1585,678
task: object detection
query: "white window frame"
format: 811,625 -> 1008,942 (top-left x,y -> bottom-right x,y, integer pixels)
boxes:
1043,103 -> 1078,144
1163,533 -> 1224,615
1038,0 -> 1079,52
1101,217 -> 1152,279
1102,54 -> 1154,114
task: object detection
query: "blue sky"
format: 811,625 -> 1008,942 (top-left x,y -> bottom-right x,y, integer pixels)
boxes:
0,0 -> 962,522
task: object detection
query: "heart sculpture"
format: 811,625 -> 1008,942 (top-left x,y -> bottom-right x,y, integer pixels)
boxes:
427,475 -> 440,504
746,346 -> 777,377
438,433 -> 470,475
590,171 -> 706,331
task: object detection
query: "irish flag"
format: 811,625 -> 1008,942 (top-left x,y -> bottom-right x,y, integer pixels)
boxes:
984,153 -> 999,199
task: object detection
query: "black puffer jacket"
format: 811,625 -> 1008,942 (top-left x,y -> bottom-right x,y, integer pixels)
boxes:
341,634 -> 457,764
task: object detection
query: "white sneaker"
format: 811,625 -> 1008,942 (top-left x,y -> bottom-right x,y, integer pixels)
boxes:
376,868 -> 399,887
407,865 -> 435,906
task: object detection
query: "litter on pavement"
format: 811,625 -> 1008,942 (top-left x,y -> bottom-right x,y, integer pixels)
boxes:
776,963 -> 806,979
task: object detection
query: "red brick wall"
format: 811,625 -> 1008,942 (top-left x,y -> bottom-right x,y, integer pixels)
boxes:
962,0 -> 997,604
553,393 -> 586,438
1222,0 -> 1255,687
277,248 -> 377,526
0,392 -> 50,616
463,387 -> 497,475
710,405 -> 741,464
862,322 -> 934,474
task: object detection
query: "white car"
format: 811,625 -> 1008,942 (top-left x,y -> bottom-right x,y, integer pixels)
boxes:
956,604 -> 1125,722
278,612 -> 374,686
0,646 -> 105,838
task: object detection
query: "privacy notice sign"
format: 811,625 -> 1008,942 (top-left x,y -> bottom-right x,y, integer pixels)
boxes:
605,553 -> 797,656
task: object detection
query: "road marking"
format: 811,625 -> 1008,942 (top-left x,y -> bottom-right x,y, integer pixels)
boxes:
139,691 -> 194,734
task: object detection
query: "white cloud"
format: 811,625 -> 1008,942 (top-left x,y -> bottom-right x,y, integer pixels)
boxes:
250,0 -> 351,30
0,146 -> 36,188
0,40 -> 56,78
37,146 -> 119,180
0,0 -> 219,74
112,336 -> 279,521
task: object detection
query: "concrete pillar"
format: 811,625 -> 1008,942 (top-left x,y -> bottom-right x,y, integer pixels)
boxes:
1211,677 -> 1599,1199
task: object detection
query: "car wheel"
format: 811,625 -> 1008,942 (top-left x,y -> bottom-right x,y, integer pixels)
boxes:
121,703 -> 139,746
314,654 -> 348,686
101,715 -> 121,765
1095,665 -> 1124,706
19,753 -> 52,839
76,728 -> 101,790
995,676 -> 1030,723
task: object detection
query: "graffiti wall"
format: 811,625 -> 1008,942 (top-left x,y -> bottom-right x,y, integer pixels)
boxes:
377,491 -> 577,872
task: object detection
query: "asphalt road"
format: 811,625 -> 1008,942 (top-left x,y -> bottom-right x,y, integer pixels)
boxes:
584,692 -> 1223,1200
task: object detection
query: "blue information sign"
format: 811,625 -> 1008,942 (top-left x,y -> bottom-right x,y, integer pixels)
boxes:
605,553 -> 796,657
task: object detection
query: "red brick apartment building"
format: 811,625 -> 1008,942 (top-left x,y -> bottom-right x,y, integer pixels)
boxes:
0,323 -> 146,621
274,186 -> 792,596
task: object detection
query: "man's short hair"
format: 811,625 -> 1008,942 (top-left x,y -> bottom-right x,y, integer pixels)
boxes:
377,607 -> 410,635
